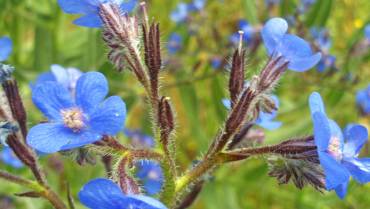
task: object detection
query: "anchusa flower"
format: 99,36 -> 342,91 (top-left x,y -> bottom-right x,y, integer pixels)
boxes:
27,72 -> 126,153
365,24 -> 370,46
261,17 -> 321,72
356,84 -> 370,115
188,0 -> 206,12
125,129 -> 164,194
223,95 -> 282,130
170,2 -> 189,23
230,20 -> 256,46
310,27 -> 336,72
309,92 -> 370,198
0,36 -> 12,62
210,57 -> 222,69
136,160 -> 164,195
167,33 -> 183,54
33,64 -> 82,94
58,0 -> 137,28
79,178 -> 167,209
1,147 -> 23,168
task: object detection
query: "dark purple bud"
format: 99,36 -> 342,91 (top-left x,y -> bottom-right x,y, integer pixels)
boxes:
229,41 -> 246,108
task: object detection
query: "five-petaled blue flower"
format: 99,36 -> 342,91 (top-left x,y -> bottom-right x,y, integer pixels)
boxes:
27,72 -> 126,153
167,33 -> 182,54
79,178 -> 167,209
58,0 -> 137,28
223,95 -> 282,130
33,64 -> 82,94
136,160 -> 164,195
356,84 -> 370,115
1,147 -> 23,168
261,17 -> 321,72
309,92 -> 370,199
170,2 -> 189,23
124,129 -> 164,194
230,20 -> 256,45
0,36 -> 12,62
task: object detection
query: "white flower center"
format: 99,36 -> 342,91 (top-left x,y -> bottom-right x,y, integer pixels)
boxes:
327,136 -> 342,160
61,108 -> 85,132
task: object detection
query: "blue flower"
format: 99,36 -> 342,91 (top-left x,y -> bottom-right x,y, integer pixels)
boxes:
124,129 -> 155,149
310,27 -> 332,52
356,84 -> 370,115
309,92 -> 370,199
167,33 -> 182,54
136,160 -> 163,195
33,65 -> 83,94
188,0 -> 206,11
223,95 -> 282,130
170,2 -> 188,23
210,57 -> 222,69
230,20 -> 255,45
27,72 -> 126,153
261,17 -> 321,72
365,24 -> 370,41
316,55 -> 336,73
79,178 -> 167,209
1,147 -> 23,168
0,36 -> 12,62
58,0 -> 137,28
297,0 -> 316,14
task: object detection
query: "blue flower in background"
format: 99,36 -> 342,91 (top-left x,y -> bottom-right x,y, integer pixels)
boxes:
261,17 -> 321,72
124,129 -> 155,149
230,20 -> 255,45
124,129 -> 164,194
356,84 -> 370,115
310,27 -> 331,52
167,33 -> 182,54
188,0 -> 206,11
365,24 -> 370,41
79,178 -> 167,209
58,0 -> 137,28
316,55 -> 336,72
136,160 -> 163,195
170,2 -> 188,23
0,36 -> 12,62
297,0 -> 316,14
33,65 -> 82,94
27,72 -> 126,153
1,147 -> 23,168
223,95 -> 282,130
309,92 -> 370,199
210,57 -> 222,69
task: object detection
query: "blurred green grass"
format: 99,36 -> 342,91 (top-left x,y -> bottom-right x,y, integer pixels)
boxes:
0,0 -> 370,208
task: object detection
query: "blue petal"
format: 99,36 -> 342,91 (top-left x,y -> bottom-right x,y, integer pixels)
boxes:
334,181 -> 348,199
73,13 -> 102,28
261,17 -> 288,55
120,0 -> 137,12
125,195 -> 168,209
0,36 -> 13,62
89,96 -> 126,135
51,64 -> 69,89
79,178 -> 126,209
309,92 -> 326,115
256,120 -> 282,130
312,112 -> 330,151
27,123 -> 74,153
59,130 -> 102,151
222,99 -> 231,110
343,125 -> 368,157
136,160 -> 163,195
57,0 -> 98,14
75,72 -> 109,114
328,119 -> 344,149
1,147 -> 23,168
275,34 -> 321,72
31,72 -> 56,90
32,82 -> 74,121
343,158 -> 370,184
319,152 -> 350,190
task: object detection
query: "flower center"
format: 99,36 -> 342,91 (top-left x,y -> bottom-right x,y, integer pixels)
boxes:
61,108 -> 85,132
147,170 -> 160,180
327,136 -> 342,161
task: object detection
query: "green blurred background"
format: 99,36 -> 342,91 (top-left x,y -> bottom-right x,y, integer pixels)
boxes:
0,0 -> 369,208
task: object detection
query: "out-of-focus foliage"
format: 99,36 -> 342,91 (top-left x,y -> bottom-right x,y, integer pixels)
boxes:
0,0 -> 369,208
